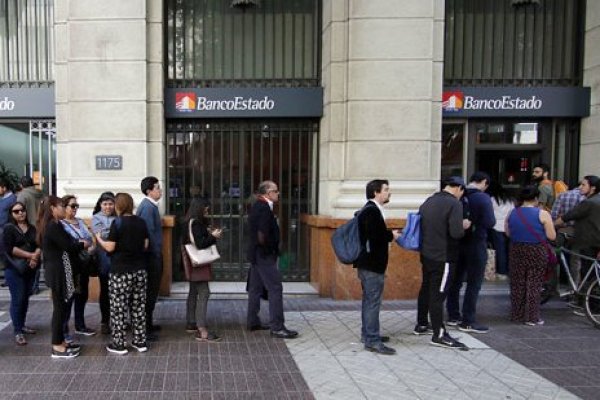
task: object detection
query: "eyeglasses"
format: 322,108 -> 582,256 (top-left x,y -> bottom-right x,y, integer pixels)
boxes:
268,189 -> 280,194
11,209 -> 25,214
68,204 -> 80,209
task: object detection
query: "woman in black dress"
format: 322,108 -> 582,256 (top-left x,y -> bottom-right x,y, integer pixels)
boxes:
37,195 -> 88,358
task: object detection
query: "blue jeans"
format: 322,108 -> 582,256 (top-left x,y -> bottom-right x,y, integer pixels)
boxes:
5,266 -> 34,334
446,239 -> 487,325
358,268 -> 385,347
489,229 -> 509,275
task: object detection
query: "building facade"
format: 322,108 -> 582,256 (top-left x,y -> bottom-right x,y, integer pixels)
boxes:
0,0 -> 598,296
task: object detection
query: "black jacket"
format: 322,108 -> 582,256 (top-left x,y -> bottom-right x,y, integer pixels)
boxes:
419,191 -> 465,263
246,199 -> 280,263
563,193 -> 600,251
353,201 -> 393,274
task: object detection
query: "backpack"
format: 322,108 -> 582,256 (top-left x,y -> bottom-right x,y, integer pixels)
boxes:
331,205 -> 371,264
396,212 -> 421,251
553,180 -> 568,198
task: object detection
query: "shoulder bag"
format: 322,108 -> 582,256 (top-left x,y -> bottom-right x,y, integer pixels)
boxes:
185,219 -> 220,266
63,220 -> 99,277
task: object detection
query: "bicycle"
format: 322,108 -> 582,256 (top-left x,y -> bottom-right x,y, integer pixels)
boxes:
542,246 -> 600,328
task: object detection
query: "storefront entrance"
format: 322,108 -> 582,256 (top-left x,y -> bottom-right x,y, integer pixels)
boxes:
166,119 -> 318,282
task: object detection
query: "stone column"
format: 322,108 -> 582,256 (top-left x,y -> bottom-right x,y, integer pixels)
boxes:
320,0 -> 443,218
581,0 -> 600,175
54,0 -> 164,215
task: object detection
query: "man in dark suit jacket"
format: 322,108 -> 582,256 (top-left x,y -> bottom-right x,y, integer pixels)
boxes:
246,180 -> 298,339
355,179 -> 400,355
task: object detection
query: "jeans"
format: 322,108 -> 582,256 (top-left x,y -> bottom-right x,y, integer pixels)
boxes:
63,272 -> 90,332
5,267 -> 34,334
489,229 -> 509,275
358,268 -> 385,347
446,239 -> 488,325
417,257 -> 455,337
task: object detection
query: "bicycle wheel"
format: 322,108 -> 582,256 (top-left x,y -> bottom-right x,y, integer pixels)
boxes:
585,280 -> 600,328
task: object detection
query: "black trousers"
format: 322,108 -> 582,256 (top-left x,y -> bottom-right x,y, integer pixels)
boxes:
99,273 -> 110,324
51,292 -> 69,345
145,253 -> 163,327
247,253 -> 285,331
417,256 -> 455,337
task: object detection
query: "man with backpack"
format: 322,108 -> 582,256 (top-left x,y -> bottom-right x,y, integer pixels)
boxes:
415,176 -> 470,350
446,172 -> 496,334
354,179 -> 400,355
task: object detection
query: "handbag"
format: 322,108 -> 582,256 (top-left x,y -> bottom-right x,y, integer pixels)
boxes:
184,219 -> 220,266
64,220 -> 99,277
181,245 -> 212,282
4,254 -> 29,275
515,208 -> 558,264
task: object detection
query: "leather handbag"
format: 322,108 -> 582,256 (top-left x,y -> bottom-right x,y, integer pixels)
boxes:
184,219 -> 220,266
4,254 -> 29,275
181,245 -> 211,282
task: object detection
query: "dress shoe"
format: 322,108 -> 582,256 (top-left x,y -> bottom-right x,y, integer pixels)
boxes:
247,324 -> 270,331
364,344 -> 396,355
270,328 -> 299,339
361,335 -> 390,344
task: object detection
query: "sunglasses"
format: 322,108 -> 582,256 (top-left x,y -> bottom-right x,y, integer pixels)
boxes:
68,204 -> 80,209
11,209 -> 25,214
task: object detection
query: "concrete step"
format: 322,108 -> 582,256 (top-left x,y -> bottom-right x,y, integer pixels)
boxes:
168,281 -> 320,300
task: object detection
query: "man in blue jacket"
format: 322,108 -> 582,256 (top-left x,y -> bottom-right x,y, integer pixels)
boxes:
137,176 -> 163,336
446,172 -> 496,333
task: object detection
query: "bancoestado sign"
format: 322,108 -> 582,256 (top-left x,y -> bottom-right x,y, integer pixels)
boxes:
164,87 -> 323,118
0,88 -> 55,118
442,87 -> 590,118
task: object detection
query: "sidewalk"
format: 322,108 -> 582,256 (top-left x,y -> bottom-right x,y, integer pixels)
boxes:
0,287 -> 597,399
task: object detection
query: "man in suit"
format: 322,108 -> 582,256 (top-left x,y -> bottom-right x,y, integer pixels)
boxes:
355,179 -> 400,355
246,180 -> 298,339
136,176 -> 163,337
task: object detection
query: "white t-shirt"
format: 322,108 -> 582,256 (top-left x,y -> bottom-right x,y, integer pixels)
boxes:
492,197 -> 514,232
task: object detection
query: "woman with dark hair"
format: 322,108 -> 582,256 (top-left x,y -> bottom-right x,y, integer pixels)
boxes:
91,191 -> 116,334
38,195 -> 87,358
96,193 -> 149,355
2,201 -> 41,345
182,197 -> 222,342
506,186 -> 556,326
487,181 -> 515,280
61,195 -> 96,341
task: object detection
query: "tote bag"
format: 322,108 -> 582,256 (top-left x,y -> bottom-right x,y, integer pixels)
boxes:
184,219 -> 220,266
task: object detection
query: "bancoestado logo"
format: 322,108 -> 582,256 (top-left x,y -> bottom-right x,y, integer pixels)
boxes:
0,97 -> 16,111
443,91 -> 543,112
175,92 -> 275,112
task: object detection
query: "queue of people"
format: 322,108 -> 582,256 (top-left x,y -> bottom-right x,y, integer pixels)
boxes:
0,176 -> 300,358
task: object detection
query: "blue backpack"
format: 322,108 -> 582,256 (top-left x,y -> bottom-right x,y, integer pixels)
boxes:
331,205 -> 372,264
396,212 -> 421,251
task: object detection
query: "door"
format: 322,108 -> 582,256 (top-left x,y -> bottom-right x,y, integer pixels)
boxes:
167,119 -> 318,281
476,150 -> 542,196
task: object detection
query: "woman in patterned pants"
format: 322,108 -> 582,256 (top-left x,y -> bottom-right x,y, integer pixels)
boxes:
96,193 -> 149,354
506,186 -> 556,326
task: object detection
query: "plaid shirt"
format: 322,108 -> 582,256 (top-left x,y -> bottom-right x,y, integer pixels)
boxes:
551,188 -> 585,223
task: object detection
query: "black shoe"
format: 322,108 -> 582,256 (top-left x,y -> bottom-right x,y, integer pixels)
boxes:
458,323 -> 489,334
131,342 -> 148,353
66,343 -> 81,352
270,328 -> 299,339
430,332 -> 469,351
413,324 -> 434,335
146,332 -> 159,342
106,343 -> 128,355
364,344 -> 396,355
185,324 -> 197,333
100,323 -> 110,335
75,327 -> 96,336
247,324 -> 270,331
147,324 -> 161,332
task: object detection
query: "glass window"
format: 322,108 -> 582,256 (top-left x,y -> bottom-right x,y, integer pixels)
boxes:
441,124 -> 464,178
513,123 -> 538,144
476,122 -> 540,144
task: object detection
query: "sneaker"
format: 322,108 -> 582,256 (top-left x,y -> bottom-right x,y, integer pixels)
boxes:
131,342 -> 148,353
430,332 -> 469,351
66,343 -> 81,352
413,324 -> 434,335
458,323 -> 489,334
495,273 -> 508,281
185,324 -> 197,333
524,320 -> 545,326
106,343 -> 128,355
15,334 -> 27,346
364,344 -> 396,355
446,319 -> 461,327
63,334 -> 74,344
22,326 -> 37,334
574,309 -> 586,317
51,347 -> 79,359
75,327 -> 96,336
